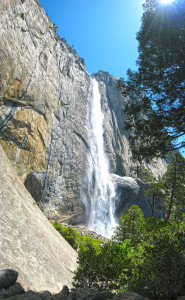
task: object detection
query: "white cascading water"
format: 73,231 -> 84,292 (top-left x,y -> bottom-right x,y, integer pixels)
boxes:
82,78 -> 117,238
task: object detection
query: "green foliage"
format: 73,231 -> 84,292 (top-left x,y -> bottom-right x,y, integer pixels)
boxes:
53,222 -> 80,249
73,205 -> 185,299
141,153 -> 185,219
124,222 -> 185,299
119,0 -> 185,160
143,175 -> 165,217
163,152 -> 185,220
61,37 -> 67,43
113,205 -> 146,246
52,222 -> 103,250
73,240 -> 132,295
79,235 -> 103,251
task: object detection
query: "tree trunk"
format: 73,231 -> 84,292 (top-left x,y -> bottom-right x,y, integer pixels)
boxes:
151,194 -> 155,217
166,164 -> 177,221
166,187 -> 175,221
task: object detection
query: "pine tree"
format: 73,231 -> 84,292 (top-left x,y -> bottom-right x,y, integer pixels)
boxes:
163,153 -> 185,220
143,176 -> 165,217
119,0 -> 185,160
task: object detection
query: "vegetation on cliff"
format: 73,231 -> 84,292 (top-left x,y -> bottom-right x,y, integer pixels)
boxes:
52,222 -> 103,250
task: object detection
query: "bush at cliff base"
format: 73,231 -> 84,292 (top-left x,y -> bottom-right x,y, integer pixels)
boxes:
72,205 -> 185,299
52,221 -> 103,250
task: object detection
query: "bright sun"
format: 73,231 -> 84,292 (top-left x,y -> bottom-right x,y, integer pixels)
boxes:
160,0 -> 174,4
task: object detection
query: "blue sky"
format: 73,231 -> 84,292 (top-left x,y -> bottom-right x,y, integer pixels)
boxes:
39,0 -> 145,79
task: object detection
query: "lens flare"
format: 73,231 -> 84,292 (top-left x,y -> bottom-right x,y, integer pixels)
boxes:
160,0 -> 174,4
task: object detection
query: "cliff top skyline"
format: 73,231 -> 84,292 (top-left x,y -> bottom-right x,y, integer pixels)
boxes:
39,0 -> 144,80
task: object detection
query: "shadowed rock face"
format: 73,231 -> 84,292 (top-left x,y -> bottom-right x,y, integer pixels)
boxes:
0,144 -> 77,292
0,0 -> 168,224
111,174 -> 140,218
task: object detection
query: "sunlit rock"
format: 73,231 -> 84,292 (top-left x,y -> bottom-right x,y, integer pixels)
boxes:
0,144 -> 77,292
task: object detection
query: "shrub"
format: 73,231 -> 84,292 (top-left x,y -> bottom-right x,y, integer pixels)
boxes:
113,205 -> 146,245
52,222 -> 103,250
53,222 -> 80,250
125,226 -> 185,299
72,206 -> 185,299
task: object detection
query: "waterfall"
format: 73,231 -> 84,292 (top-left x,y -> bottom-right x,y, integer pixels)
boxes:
82,78 -> 117,238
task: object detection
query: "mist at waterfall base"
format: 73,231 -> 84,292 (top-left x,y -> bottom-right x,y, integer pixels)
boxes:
82,78 -> 118,238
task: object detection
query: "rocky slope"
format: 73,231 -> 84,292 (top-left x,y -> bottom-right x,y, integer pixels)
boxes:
0,0 -> 168,225
0,144 -> 77,292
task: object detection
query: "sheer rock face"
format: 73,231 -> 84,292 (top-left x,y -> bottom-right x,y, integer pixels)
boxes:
0,0 -> 90,223
0,0 -> 167,224
0,144 -> 77,292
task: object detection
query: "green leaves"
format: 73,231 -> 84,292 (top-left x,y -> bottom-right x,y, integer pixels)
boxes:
52,222 -> 103,250
163,152 -> 185,220
119,0 -> 185,159
143,175 -> 165,217
127,224 -> 185,299
113,205 -> 146,246
72,205 -> 185,299
142,153 -> 185,219
52,222 -> 80,249
73,241 -> 131,294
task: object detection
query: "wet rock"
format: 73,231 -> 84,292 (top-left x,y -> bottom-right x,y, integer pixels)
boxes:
111,174 -> 140,218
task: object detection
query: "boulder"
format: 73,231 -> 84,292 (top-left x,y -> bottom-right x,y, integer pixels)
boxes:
68,288 -> 107,300
112,292 -> 149,300
24,172 -> 46,203
0,282 -> 25,299
0,269 -> 18,289
111,174 -> 139,218
39,291 -> 52,300
5,291 -> 43,300
53,285 -> 69,300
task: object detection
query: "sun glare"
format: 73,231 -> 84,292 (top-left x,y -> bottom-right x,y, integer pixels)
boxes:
160,0 -> 174,4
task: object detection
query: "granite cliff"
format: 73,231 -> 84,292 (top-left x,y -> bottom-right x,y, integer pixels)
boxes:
0,0 -> 167,225
0,144 -> 77,292
0,0 -> 90,224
